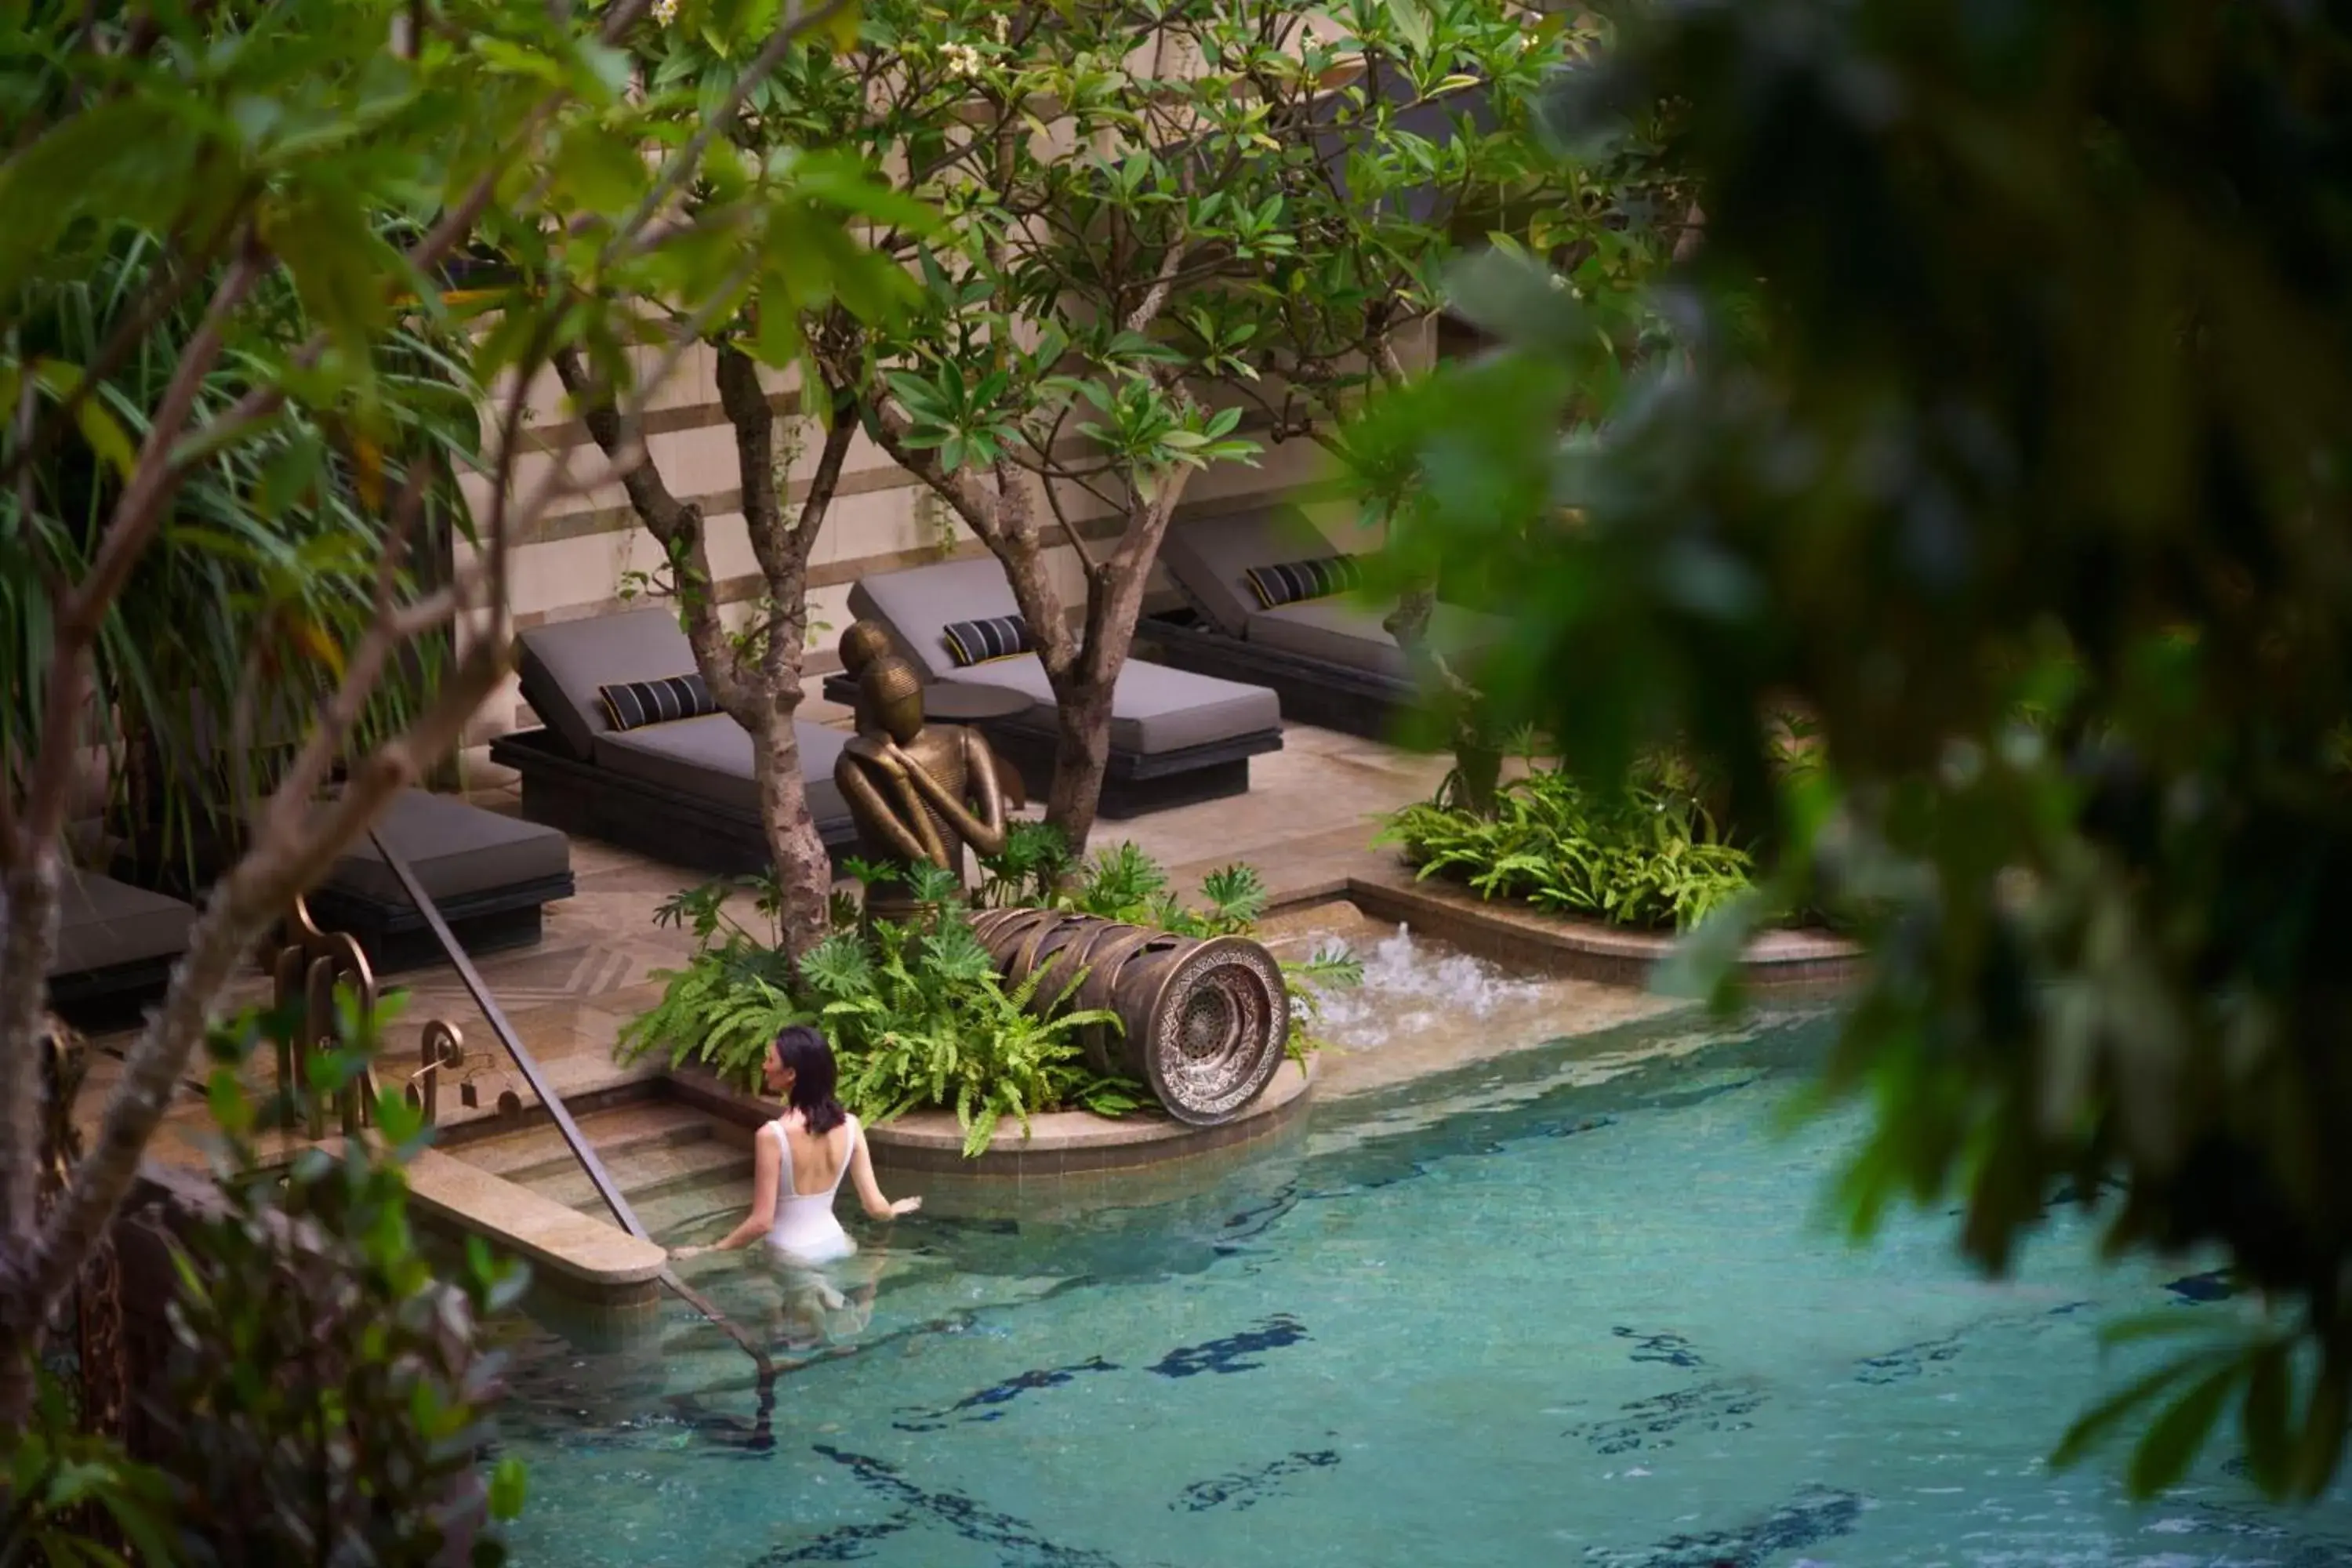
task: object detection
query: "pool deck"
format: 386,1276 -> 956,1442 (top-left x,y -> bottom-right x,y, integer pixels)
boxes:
78,677 -> 1843,1172
78,684 -> 1468,1160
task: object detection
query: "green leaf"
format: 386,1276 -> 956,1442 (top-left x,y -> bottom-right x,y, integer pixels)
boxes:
752,291 -> 803,367
2292,1362 -> 2350,1498
2051,1352 -> 2214,1472
250,434 -> 325,521
551,125 -> 650,213
488,1455 -> 529,1520
31,361 -> 137,481
2241,1339 -> 2292,1494
2128,1361 -> 2243,1497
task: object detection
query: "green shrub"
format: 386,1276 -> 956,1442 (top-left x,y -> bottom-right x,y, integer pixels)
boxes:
619,873 -> 812,1087
620,871 -> 1137,1156
973,820 -> 1074,908
800,917 -> 1133,1156
1379,766 -> 1755,931
1057,842 -> 1268,936
5,1004 -> 530,1568
622,844 -> 1357,1154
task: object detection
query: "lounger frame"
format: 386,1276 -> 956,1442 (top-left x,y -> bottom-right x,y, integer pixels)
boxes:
489,727 -> 862,874
48,953 -> 180,1031
305,871 -> 578,971
1136,609 -> 1414,742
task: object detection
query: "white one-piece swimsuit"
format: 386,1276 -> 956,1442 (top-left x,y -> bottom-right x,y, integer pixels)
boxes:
762,1114 -> 859,1265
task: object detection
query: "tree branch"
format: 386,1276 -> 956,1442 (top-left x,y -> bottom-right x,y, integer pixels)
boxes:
28,621 -> 514,1319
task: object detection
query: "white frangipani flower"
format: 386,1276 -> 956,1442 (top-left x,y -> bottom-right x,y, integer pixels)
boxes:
653,0 -> 679,25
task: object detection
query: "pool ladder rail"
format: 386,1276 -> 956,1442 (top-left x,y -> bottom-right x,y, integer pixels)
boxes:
287,826 -> 778,1384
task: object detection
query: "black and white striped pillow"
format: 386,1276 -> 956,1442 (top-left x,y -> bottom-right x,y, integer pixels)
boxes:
942,614 -> 1033,667
1244,554 -> 1361,609
597,672 -> 716,731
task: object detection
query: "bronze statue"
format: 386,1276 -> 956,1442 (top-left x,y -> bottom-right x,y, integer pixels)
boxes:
837,619 -> 895,717
833,638 -> 1011,920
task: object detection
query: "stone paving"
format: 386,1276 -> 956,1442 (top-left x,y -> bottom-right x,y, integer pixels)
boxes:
96,681 -> 1463,1165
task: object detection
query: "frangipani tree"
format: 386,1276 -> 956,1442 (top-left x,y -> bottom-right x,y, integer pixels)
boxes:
551,0 -> 947,958
0,0 -> 905,1425
862,0 -> 1581,847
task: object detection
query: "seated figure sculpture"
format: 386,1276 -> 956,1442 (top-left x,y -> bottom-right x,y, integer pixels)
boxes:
833,642 -> 1011,922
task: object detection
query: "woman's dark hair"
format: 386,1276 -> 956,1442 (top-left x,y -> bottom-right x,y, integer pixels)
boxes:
771,1025 -> 846,1134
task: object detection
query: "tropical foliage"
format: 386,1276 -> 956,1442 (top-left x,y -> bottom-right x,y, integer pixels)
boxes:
621,863 -> 1137,1156
1359,0 -> 2352,1499
0,0 -> 899,1436
2,233 -> 477,876
799,913 -> 1134,1157
5,1004 -> 528,1566
1381,764 -> 1755,931
621,841 -> 1354,1152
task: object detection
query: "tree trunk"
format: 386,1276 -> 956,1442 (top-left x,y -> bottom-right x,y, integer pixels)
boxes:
1044,681 -> 1116,851
714,345 -> 841,959
747,702 -> 834,956
1033,490 -> 1174,848
863,392 -> 1182,851
554,344 -> 848,957
1385,581 -> 1497,817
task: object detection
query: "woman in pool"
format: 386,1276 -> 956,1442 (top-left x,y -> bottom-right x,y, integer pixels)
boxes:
670,1025 -> 920,1266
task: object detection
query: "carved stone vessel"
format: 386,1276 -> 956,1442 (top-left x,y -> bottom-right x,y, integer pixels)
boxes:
968,907 -> 1290,1126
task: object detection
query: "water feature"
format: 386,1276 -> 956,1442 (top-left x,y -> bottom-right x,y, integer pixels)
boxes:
485,1012 -> 2352,1566
1305,923 -> 1547,1048
1254,902 -> 1682,1096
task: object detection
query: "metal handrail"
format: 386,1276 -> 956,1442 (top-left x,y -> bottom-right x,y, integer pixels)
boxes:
363,826 -> 775,1384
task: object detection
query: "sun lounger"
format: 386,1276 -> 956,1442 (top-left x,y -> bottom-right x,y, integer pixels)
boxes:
828,556 -> 1283,818
491,608 -> 858,873
43,867 -> 196,1026
118,693 -> 577,971
1145,506 -> 1501,741
301,788 -> 575,970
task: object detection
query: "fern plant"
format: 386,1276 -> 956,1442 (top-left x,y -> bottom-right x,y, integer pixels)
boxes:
806,914 -> 1126,1155
975,820 -> 1075,907
1378,766 -> 1758,931
616,936 -> 810,1089
1070,840 -> 1168,917
1057,844 -> 1268,937
624,843 -> 1337,1151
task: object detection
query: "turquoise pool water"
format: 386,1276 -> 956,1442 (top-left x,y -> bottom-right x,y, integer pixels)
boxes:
488,1014 -> 2352,1566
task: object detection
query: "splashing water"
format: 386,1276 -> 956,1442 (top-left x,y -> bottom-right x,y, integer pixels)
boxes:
1306,924 -> 1544,1049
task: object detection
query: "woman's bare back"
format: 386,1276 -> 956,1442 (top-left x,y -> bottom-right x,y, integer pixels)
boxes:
777,1109 -> 851,1197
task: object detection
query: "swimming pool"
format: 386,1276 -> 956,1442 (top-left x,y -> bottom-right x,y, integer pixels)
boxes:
487,1012 -> 2352,1566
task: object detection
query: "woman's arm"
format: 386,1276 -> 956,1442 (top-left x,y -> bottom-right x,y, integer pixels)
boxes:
673,1124 -> 780,1257
847,1122 -> 921,1221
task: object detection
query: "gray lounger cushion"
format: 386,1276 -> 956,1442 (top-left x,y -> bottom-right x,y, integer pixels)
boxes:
1158,505 -> 1348,636
322,789 -> 572,906
517,608 -> 704,760
848,557 -> 1016,681
848,557 -> 1282,753
594,714 -> 852,822
51,869 -> 194,977
938,656 -> 1279,755
1245,598 -> 1502,679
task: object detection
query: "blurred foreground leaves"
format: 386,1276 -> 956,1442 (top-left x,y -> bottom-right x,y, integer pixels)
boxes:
1365,0 -> 2352,1496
